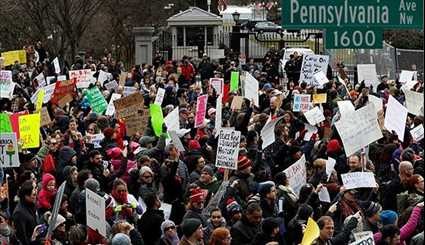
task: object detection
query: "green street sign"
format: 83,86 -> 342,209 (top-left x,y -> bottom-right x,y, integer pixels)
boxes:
281,0 -> 423,29
326,28 -> 383,49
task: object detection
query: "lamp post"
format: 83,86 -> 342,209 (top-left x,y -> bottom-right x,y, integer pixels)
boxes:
231,11 -> 241,56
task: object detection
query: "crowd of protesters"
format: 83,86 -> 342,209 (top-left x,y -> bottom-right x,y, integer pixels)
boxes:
0,41 -> 423,245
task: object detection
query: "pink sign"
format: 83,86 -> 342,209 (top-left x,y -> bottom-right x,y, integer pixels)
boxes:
195,95 -> 208,128
209,78 -> 223,95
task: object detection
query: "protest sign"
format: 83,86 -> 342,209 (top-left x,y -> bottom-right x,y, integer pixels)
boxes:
57,94 -> 73,108
313,71 -> 329,88
154,87 -> 166,105
126,109 -> 150,136
104,80 -> 118,91
261,116 -> 284,149
384,95 -> 408,141
1,50 -> 26,66
215,128 -> 241,170
337,100 -> 355,118
283,154 -> 307,195
293,94 -> 311,112
0,70 -> 12,82
304,107 -> 325,125
97,70 -> 112,86
123,86 -> 137,96
0,133 -> 20,167
19,113 -> 40,149
243,72 -> 259,106
399,70 -> 416,84
150,104 -> 164,137
86,86 -> 107,114
404,89 -> 424,116
368,95 -> 383,114
51,79 -> 76,105
411,124 -> 424,142
299,54 -> 329,86
35,88 -> 45,112
10,111 -> 27,139
195,95 -> 208,128
230,96 -> 243,110
86,188 -> 106,237
0,114 -> 12,133
210,78 -> 223,94
326,157 -> 336,180
0,79 -> 15,99
301,217 -> 319,245
46,182 -> 66,239
34,72 -> 46,88
114,92 -> 144,120
336,103 -> 383,156
318,187 -> 331,203
341,172 -> 377,190
69,69 -> 93,88
350,232 -> 375,245
230,71 -> 239,92
357,64 -> 379,90
42,83 -> 56,103
86,133 -> 104,149
57,75 -> 66,81
312,93 -> 327,104
303,124 -> 318,141
53,57 -> 60,74
105,93 -> 122,116
46,76 -> 56,85
40,107 -> 51,127
168,130 -> 185,152
215,95 -> 223,137
164,107 -> 180,132
401,80 -> 418,91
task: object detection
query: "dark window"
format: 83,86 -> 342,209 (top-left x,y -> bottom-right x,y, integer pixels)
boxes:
186,26 -> 205,46
207,27 -> 213,46
177,27 -> 184,46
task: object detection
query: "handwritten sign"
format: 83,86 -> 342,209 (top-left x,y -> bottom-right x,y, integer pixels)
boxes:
411,124 -> 424,142
19,113 -> 40,149
337,100 -> 355,118
399,70 -> 416,84
154,87 -> 166,105
195,95 -> 208,128
312,93 -> 327,104
40,107 -> 51,127
69,69 -> 94,88
51,79 -> 76,105
350,232 -> 374,245
114,92 -> 144,120
123,86 -> 137,96
293,94 -> 311,112
104,80 -> 118,91
299,54 -> 329,86
164,107 -> 180,132
168,131 -> 185,152
0,79 -> 15,99
261,116 -> 284,149
86,188 -> 106,237
0,133 -> 20,167
384,95 -> 408,141
97,70 -> 112,86
126,109 -> 149,136
86,87 -> 107,114
283,154 -> 307,195
313,71 -> 329,88
357,64 -> 379,90
404,89 -> 424,116
243,72 -> 259,106
215,129 -> 241,170
210,78 -> 223,95
1,50 -> 26,66
230,96 -> 243,110
341,172 -> 377,190
105,93 -> 122,116
304,107 -> 325,125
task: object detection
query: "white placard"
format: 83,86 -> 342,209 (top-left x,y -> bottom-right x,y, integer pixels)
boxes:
368,95 -> 383,114
53,57 -> 60,74
98,70 -> 111,86
47,182 -> 66,238
350,232 -> 375,245
341,172 -> 377,190
69,69 -> 92,84
34,72 -> 46,88
160,202 -> 172,221
105,93 -> 122,116
104,80 -> 118,91
215,95 -> 223,137
46,76 -> 56,85
384,95 -> 408,141
404,90 -> 424,116
123,86 -> 137,96
210,78 -> 223,95
0,133 -> 20,167
42,83 -> 56,103
326,157 -> 336,180
215,129 -> 241,170
261,116 -> 284,149
304,107 -> 325,125
283,154 -> 307,195
357,64 -> 379,90
399,70 -> 416,84
401,80 -> 418,91
337,100 -> 355,118
0,70 -> 12,82
299,54 -> 330,86
243,72 -> 259,106
87,133 -> 104,149
0,80 -> 15,99
57,75 -> 67,81
313,71 -> 329,88
164,107 -> 180,132
86,188 -> 106,237
169,131 -> 185,152
411,124 -> 424,142
303,124 -> 318,141
318,187 -> 331,203
335,103 -> 383,156
154,87 -> 166,105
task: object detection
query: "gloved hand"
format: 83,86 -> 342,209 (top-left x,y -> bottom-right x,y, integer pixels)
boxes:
345,216 -> 359,230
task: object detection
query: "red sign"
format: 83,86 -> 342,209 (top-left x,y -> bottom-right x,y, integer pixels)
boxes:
51,79 -> 77,105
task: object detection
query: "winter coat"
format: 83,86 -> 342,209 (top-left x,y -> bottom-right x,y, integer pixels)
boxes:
230,216 -> 261,245
137,209 -> 165,245
37,173 -> 56,211
12,201 -> 37,245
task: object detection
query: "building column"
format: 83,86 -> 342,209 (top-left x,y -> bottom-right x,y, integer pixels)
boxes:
133,27 -> 155,65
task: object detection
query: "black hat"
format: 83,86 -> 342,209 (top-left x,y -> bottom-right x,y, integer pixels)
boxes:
181,218 -> 201,237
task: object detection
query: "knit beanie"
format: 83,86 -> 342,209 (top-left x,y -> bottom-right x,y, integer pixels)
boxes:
84,178 -> 100,192
359,201 -> 382,217
189,187 -> 206,203
140,166 -> 154,176
201,165 -> 214,176
327,139 -> 342,154
380,210 -> 398,226
161,220 -> 176,234
181,218 -> 202,237
262,217 -> 280,234
237,155 -> 252,171
258,181 -> 276,197
53,214 -> 66,231
226,198 -> 242,214
111,233 -> 131,245
188,140 -> 201,151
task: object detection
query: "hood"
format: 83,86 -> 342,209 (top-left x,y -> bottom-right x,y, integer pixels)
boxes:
42,173 -> 56,190
58,146 -> 77,164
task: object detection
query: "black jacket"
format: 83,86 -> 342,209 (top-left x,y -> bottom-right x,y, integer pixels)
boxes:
231,216 -> 261,245
137,209 -> 165,245
12,201 -> 37,245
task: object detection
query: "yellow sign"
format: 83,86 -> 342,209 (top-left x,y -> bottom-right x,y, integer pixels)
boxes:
301,218 -> 320,245
313,93 -> 327,104
35,89 -> 45,112
1,50 -> 27,66
19,113 -> 40,149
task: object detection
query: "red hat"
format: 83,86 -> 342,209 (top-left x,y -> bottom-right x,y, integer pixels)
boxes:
188,140 -> 201,151
237,155 -> 252,171
190,187 -> 206,203
327,139 -> 342,154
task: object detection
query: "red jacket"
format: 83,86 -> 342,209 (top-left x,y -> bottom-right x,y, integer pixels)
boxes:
180,63 -> 195,81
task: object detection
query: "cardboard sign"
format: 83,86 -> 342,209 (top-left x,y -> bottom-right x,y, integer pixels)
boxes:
51,79 -> 76,105
357,64 -> 379,90
168,130 -> 185,152
154,87 -> 166,105
243,72 -> 259,106
86,87 -> 107,114
19,113 -> 40,149
283,154 -> 307,195
46,182 -> 66,239
230,96 -> 243,110
341,172 -> 377,190
230,71 -> 239,92
114,92 -> 144,120
105,93 -> 122,116
210,78 -> 223,95
195,95 -> 208,128
1,50 -> 26,66
86,188 -> 106,237
399,70 -> 416,84
384,95 -> 408,141
336,103 -> 383,156
411,124 -> 424,142
215,128 -> 241,170
404,89 -> 424,116
312,93 -> 327,104
0,133 -> 20,167
293,94 -> 311,112
40,107 -> 51,127
304,107 -> 325,125
299,54 -> 329,86
126,109 -> 149,136
261,116 -> 284,149
164,107 -> 180,132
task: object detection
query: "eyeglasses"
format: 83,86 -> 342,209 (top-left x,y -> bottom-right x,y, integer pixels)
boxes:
165,226 -> 176,231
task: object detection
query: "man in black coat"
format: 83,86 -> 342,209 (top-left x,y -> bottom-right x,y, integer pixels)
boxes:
137,192 -> 165,245
231,202 -> 262,245
12,181 -> 38,245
